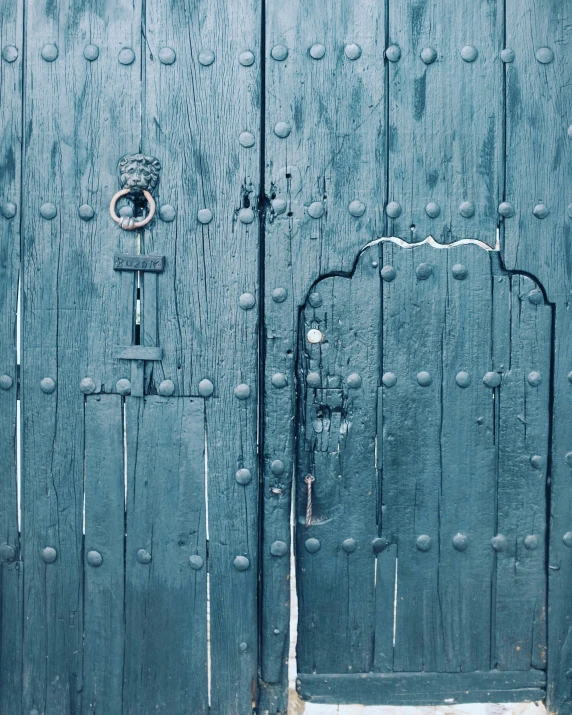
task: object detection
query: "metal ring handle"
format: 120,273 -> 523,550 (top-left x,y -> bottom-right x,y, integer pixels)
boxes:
109,188 -> 156,230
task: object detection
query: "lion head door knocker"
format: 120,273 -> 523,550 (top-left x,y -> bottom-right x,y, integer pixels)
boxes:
109,154 -> 161,230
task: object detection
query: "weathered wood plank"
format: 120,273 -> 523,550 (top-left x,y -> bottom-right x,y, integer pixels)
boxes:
83,394 -> 124,714
123,396 -> 208,714
374,543 -> 397,672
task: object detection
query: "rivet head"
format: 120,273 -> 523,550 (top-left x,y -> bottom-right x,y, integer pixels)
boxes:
307,328 -> 323,344
528,289 -> 543,305
308,292 -> 322,307
189,555 -> 204,569
239,292 -> 256,310
563,532 -> 572,548
116,378 -> 131,395
536,47 -> 554,64
270,459 -> 285,475
455,371 -> 471,388
2,45 -> 18,62
41,547 -> 57,564
236,468 -> 252,485
530,455 -> 544,469
137,548 -> 152,564
568,125 -> 572,139
345,43 -> 362,60
416,262 -> 432,280
234,555 -> 250,571
273,628 -> 280,634
425,201 -> 441,218
342,537 -> 357,553
416,534 -> 432,551
272,198 -> 287,214
566,452 -> 572,467
239,131 -> 255,148
239,50 -> 255,66
78,204 -> 95,221
527,371 -> 542,387
483,371 -> 501,388
372,538 -> 388,554
118,47 -> 135,65
306,372 -> 321,388
452,533 -> 469,551
501,48 -> 515,63
460,45 -> 478,62
569,371 -> 572,384
381,265 -> 396,282
0,544 -> 16,561
40,202 -> 57,220
159,204 -> 176,222
309,44 -> 326,59
417,371 -> 432,387
271,540 -> 288,557
158,379 -> 175,396
533,203 -> 549,219
385,44 -> 401,62
197,208 -> 213,224
271,44 -> 288,61
498,201 -> 515,218
305,538 -> 321,553
239,642 -> 248,651
198,49 -> 215,66
382,371 -> 397,388
198,379 -> 214,397
41,43 -> 58,62
491,534 -> 507,551
420,47 -> 437,64
272,287 -> 288,303
234,383 -> 251,400
87,550 -> 103,567
347,373 -> 362,389
274,121 -> 291,138
385,201 -> 402,218
83,44 -> 99,61
524,534 -> 539,550
271,373 -> 288,389
308,201 -> 324,219
79,377 -> 96,394
569,203 -> 572,219
452,263 -> 468,280
348,199 -> 366,217
0,375 -> 13,390
1,202 -> 17,218
459,200 -> 475,218
30,710 -> 40,715
238,207 -> 255,224
159,47 -> 176,65
476,416 -> 484,424
40,377 -> 56,394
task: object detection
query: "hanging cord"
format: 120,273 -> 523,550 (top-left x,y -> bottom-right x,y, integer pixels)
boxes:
304,475 -> 315,527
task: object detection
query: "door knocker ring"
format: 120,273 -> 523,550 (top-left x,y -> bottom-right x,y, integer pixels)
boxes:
109,188 -> 156,230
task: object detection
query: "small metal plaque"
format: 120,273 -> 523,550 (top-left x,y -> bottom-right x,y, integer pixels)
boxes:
113,254 -> 165,272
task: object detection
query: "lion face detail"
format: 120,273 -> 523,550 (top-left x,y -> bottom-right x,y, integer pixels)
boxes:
118,154 -> 161,195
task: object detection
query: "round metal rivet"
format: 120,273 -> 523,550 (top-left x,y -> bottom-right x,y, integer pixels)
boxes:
274,121 -> 291,138
305,538 -> 321,553
498,201 -> 515,218
381,265 -> 396,282
0,375 -> 13,390
80,377 -> 96,394
342,538 -> 357,553
239,292 -> 256,310
272,198 -> 287,214
272,287 -> 288,303
234,383 -> 250,400
568,126 -> 572,139
271,44 -> 288,61
491,534 -> 507,551
306,372 -> 321,388
198,379 -> 214,397
563,532 -> 572,548
348,199 -> 366,217
425,201 -> 441,218
239,642 -> 248,651
528,371 -> 542,387
270,459 -> 285,475
137,549 -> 152,564
236,468 -> 252,485
239,131 -> 255,148
239,207 -> 255,224
568,204 -> 572,219
416,263 -> 432,280
198,49 -> 215,66
83,44 -> 99,61
307,328 -> 323,344
501,48 -> 515,63
189,555 -> 204,569
536,47 -> 554,64
87,550 -> 103,567
2,45 -> 18,63
416,535 -> 431,551
271,540 -> 288,557
568,371 -> 572,384
372,538 -> 388,554
30,710 -> 40,715
78,204 -> 94,220
40,202 -> 57,220
308,201 -> 324,219
158,379 -> 175,396
159,47 -> 176,65
40,377 -> 56,394
459,200 -> 475,218
420,47 -> 437,64
455,371 -> 471,388
528,289 -> 543,305
524,534 -> 539,550
533,203 -> 549,219
41,547 -> 57,564
239,50 -> 255,66
1,202 -> 17,219
386,201 -> 402,218
234,555 -> 250,571
385,44 -> 401,62
476,416 -> 484,424
273,628 -> 280,634
345,43 -> 362,60
198,208 -> 213,224
483,371 -> 501,388
452,263 -> 468,280
308,292 -> 322,307
453,533 -> 468,551
159,204 -> 176,222
118,48 -> 135,65
271,373 -> 288,389
382,372 -> 397,388
41,43 -> 58,62
347,373 -> 362,389
116,378 -> 131,395
417,371 -> 432,387
461,45 -> 478,62
566,452 -> 572,467
0,544 -> 16,561
309,44 -> 326,59
531,455 -> 544,469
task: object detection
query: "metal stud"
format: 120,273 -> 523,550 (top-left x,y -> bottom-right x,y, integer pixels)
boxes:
2,45 -> 18,63
307,328 -> 323,344
116,378 -> 131,395
308,292 -> 322,307
372,538 -> 388,554
137,548 -> 152,564
417,371 -> 432,387
535,47 -> 554,64
274,121 -> 291,138
382,372 -> 397,388
41,43 -> 58,62
452,263 -> 468,280
416,534 -> 431,551
500,48 -> 515,63
568,125 -> 572,139
0,544 -> 16,561
86,550 -> 103,567
533,203 -> 549,219
567,203 -> 572,219
159,204 -> 176,222
234,555 -> 250,571
198,379 -> 214,397
273,628 -> 280,634
118,47 -> 135,65
385,201 -> 401,218
30,710 -> 40,715
236,468 -> 252,485
271,373 -> 288,389
524,534 -> 539,550
498,201 -> 515,218
563,532 -> 572,548
425,201 -> 440,218
342,538 -> 357,553
566,452 -> 572,468
385,45 -> 401,62
452,533 -> 468,551
272,287 -> 288,303
158,47 -> 176,65
198,208 -> 213,224
79,377 -> 96,394
1,202 -> 17,219
270,459 -> 285,475
309,44 -> 326,59
528,289 -> 543,305
348,200 -> 366,217
305,538 -> 321,553
272,198 -> 287,214
491,534 -> 507,551
239,131 -> 255,148
271,540 -> 288,557
234,383 -> 250,400
198,49 -> 215,66
527,371 -> 542,387
239,292 -> 256,310
157,379 -> 175,396
0,375 -> 13,390
416,263 -> 432,280
40,202 -> 57,219
483,371 -> 501,388
345,44 -> 362,60
78,204 -> 95,221
455,371 -> 471,388
238,207 -> 255,224
347,373 -> 362,389
239,642 -> 248,651
239,50 -> 255,66
569,371 -> 572,384
308,201 -> 324,219
530,455 -> 544,469
381,265 -> 396,282
271,44 -> 288,61
41,547 -> 57,563
40,377 -> 56,394
459,201 -> 475,218
306,372 -> 321,388
420,47 -> 437,65
83,44 -> 99,61
460,46 -> 478,62
189,555 -> 204,569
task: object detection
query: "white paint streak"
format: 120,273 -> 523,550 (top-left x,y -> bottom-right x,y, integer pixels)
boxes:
362,234 -> 500,254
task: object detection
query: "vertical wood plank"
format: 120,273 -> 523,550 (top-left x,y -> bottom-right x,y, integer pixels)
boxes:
84,394 -> 124,714
374,543 -> 397,673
